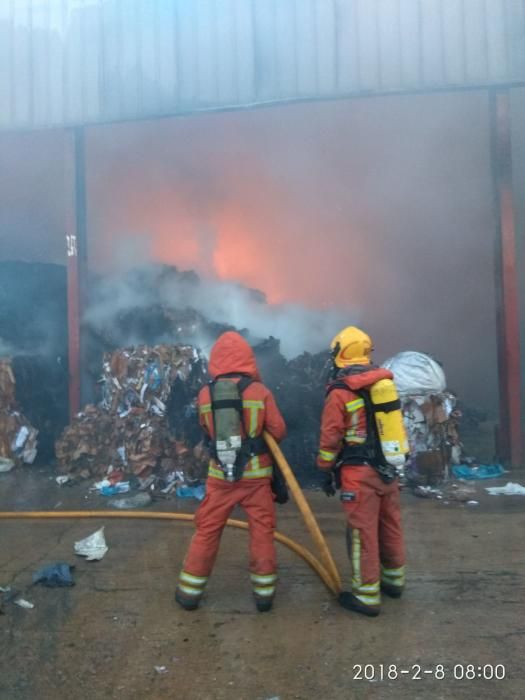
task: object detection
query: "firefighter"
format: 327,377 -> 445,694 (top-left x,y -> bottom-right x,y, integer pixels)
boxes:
175,331 -> 287,612
317,326 -> 406,617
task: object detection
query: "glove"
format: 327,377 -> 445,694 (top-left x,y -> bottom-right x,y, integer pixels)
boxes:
271,466 -> 289,505
319,470 -> 336,497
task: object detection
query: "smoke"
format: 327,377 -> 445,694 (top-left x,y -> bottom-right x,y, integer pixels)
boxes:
84,264 -> 354,358
3,91 -> 525,409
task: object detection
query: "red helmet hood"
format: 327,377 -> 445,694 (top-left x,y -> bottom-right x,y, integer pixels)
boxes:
208,332 -> 261,380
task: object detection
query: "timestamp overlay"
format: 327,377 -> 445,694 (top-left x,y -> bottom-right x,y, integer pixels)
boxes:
348,661 -> 519,698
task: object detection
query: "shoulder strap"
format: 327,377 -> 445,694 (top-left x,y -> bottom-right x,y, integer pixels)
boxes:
325,380 -> 352,397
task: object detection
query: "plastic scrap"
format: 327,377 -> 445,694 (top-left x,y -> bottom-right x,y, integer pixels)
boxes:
33,562 -> 75,587
154,666 -> 168,675
56,475 -> 72,486
74,527 -> 108,561
14,598 -> 34,609
451,464 -> 505,480
176,483 -> 206,501
485,482 -> 525,496
382,351 -> 446,396
0,457 -> 15,473
110,492 -> 152,509
101,482 -> 130,496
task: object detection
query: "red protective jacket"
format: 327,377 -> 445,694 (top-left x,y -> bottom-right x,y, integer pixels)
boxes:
198,332 -> 287,480
317,366 -> 393,470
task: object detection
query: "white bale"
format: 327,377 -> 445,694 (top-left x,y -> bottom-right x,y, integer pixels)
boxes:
382,351 -> 446,396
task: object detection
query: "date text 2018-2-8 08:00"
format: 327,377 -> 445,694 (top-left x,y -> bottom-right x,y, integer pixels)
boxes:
352,664 -> 506,681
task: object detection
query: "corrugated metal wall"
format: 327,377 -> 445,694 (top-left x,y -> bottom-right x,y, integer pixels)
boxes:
1,0 -> 524,130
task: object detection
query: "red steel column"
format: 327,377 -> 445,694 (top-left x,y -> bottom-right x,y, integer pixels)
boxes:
490,89 -> 523,468
65,129 -> 88,421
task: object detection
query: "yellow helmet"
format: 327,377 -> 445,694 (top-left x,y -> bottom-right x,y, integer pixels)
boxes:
330,326 -> 373,367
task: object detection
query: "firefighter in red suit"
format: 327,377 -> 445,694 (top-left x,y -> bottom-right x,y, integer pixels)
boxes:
317,326 -> 406,617
176,332 -> 287,612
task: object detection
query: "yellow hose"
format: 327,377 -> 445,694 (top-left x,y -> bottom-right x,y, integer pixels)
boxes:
0,510 -> 340,596
263,431 -> 342,592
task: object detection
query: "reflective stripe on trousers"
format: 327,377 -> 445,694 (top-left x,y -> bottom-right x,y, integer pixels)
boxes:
250,571 -> 277,598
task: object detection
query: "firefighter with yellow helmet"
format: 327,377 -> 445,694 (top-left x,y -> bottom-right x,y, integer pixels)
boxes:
317,326 -> 408,617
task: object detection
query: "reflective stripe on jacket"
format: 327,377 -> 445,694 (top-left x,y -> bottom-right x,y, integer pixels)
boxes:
316,367 -> 392,470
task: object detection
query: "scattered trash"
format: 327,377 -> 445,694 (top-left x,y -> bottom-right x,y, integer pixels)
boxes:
100,482 -> 130,496
443,482 -> 477,502
32,562 -> 75,587
14,598 -> 34,609
176,483 -> 206,501
55,475 -> 72,486
110,492 -> 152,509
486,482 -> 525,496
154,666 -> 168,675
74,527 -> 109,561
0,457 -> 15,473
466,500 -> 479,507
451,464 -> 505,480
412,485 -> 442,499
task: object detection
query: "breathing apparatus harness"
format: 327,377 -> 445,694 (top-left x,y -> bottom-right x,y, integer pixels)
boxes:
326,361 -> 398,485
208,373 -> 267,482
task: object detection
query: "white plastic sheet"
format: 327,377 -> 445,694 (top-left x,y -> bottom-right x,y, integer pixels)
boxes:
382,351 -> 446,396
74,527 -> 108,561
485,482 -> 525,496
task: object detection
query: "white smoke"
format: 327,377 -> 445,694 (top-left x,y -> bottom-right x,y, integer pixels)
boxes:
84,264 -> 356,358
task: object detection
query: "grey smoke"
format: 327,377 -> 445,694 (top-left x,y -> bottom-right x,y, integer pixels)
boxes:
84,264 -> 355,358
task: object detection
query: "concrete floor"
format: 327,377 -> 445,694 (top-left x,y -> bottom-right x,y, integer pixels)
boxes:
0,467 -> 524,700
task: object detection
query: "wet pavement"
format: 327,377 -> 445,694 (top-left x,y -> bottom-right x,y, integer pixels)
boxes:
0,467 -> 524,699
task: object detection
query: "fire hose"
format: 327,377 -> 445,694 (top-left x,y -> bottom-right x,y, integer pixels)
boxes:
0,434 -> 342,596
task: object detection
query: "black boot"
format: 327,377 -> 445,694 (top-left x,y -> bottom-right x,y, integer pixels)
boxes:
255,597 -> 273,613
338,591 -> 380,617
175,588 -> 200,611
381,582 -> 403,599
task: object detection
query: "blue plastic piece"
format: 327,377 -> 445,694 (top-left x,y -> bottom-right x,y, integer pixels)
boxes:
176,484 -> 206,501
451,464 -> 505,480
33,562 -> 75,587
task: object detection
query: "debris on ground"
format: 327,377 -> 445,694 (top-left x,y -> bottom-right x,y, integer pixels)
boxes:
109,492 -> 153,509
0,457 -> 15,473
74,527 -> 109,561
0,357 -> 38,465
55,345 -> 209,487
32,562 -> 75,587
451,464 -> 505,480
442,482 -> 477,502
175,483 -> 206,501
412,485 -> 443,499
486,482 -> 525,496
14,598 -> 34,609
154,666 -> 168,675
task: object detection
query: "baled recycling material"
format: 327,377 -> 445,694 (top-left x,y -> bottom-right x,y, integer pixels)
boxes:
382,351 -> 464,482
56,344 -> 209,481
0,358 -> 38,465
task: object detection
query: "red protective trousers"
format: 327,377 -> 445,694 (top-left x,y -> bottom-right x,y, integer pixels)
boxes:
177,477 -> 277,604
341,465 -> 405,607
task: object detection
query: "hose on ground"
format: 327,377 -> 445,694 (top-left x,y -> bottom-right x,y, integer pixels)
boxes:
0,510 -> 340,596
263,432 -> 342,592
